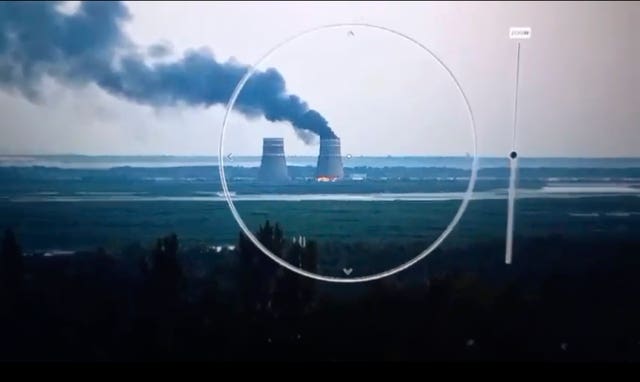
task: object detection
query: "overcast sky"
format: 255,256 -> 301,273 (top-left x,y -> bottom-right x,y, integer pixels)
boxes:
0,1 -> 638,157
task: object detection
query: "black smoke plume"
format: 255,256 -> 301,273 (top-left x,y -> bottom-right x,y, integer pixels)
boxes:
0,1 -> 337,141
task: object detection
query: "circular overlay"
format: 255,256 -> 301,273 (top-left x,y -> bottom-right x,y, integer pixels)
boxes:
219,23 -> 478,283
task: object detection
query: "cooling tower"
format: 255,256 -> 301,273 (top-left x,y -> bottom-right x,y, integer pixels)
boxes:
315,138 -> 344,180
258,138 -> 289,182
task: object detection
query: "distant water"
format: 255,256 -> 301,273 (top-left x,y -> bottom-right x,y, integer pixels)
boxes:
7,187 -> 640,203
2,155 -> 640,169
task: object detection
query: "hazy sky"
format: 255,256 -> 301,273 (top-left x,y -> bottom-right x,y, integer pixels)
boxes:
0,1 -> 638,157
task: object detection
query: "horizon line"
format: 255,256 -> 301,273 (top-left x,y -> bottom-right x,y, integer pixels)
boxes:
2,153 -> 640,160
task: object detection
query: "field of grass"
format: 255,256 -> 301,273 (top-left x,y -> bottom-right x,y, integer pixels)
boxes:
1,195 -> 638,274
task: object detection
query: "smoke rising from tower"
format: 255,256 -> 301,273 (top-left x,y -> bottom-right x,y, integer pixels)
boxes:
0,1 -> 337,141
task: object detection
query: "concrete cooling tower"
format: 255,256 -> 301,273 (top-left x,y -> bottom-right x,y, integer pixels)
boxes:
258,137 -> 289,182
315,138 -> 344,181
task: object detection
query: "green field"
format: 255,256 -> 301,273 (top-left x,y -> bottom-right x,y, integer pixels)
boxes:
2,196 -> 639,277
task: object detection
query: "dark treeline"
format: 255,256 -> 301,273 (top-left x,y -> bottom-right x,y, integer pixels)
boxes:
1,223 -> 640,361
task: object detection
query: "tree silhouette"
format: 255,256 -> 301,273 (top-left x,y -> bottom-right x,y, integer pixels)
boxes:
236,220 -> 282,315
300,240 -> 318,306
272,241 -> 303,318
137,233 -> 186,357
147,233 -> 184,302
269,234 -> 320,342
237,231 -> 257,313
0,228 -> 24,311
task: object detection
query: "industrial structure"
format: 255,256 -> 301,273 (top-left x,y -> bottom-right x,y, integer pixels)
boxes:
258,137 -> 289,182
315,138 -> 344,181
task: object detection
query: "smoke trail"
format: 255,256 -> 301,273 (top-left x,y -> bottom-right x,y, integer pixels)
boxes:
0,1 -> 337,140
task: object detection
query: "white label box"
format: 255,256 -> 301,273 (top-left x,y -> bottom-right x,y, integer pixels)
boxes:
509,27 -> 531,39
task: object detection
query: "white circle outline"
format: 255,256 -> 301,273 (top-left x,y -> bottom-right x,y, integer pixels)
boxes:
218,23 -> 478,283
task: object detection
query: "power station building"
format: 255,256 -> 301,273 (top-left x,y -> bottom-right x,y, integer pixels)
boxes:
258,137 -> 289,182
257,136 -> 345,182
315,138 -> 344,181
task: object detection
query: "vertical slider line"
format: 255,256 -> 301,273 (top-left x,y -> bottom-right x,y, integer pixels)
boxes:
506,42 -> 521,264
512,42 -> 521,150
